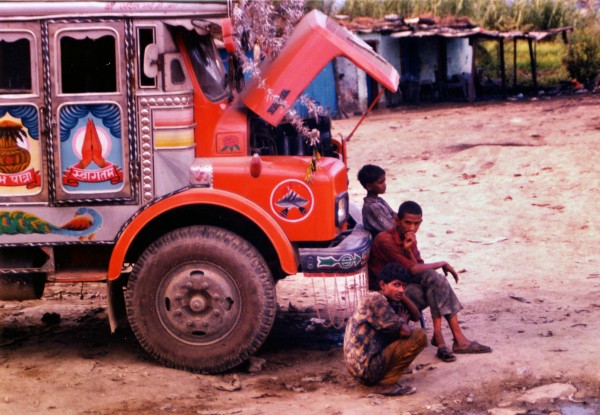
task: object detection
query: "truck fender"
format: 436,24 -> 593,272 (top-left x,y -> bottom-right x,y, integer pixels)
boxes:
107,188 -> 298,280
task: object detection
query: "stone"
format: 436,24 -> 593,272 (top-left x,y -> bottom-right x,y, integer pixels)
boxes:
517,383 -> 576,404
488,409 -> 527,415
246,356 -> 266,373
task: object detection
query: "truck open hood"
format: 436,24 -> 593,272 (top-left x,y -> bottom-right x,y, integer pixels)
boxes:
240,10 -> 400,126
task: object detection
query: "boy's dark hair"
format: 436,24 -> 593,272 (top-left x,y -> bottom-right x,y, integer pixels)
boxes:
378,263 -> 411,284
397,200 -> 422,219
357,164 -> 385,188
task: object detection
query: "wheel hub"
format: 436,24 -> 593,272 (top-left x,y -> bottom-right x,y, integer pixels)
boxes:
157,263 -> 241,345
189,295 -> 207,312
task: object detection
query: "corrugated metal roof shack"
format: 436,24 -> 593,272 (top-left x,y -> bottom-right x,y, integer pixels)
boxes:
333,14 -> 572,110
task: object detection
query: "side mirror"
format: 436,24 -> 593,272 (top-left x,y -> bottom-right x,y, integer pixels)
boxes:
221,18 -> 235,53
143,43 -> 159,79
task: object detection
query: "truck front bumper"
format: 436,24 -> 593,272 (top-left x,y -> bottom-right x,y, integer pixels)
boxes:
298,226 -> 371,276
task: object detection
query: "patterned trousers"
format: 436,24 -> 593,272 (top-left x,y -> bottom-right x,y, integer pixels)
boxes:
405,269 -> 464,319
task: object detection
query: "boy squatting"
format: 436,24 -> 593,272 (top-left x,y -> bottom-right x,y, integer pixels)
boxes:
343,262 -> 426,396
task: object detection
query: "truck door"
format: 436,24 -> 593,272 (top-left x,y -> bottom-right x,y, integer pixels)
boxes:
47,21 -> 133,203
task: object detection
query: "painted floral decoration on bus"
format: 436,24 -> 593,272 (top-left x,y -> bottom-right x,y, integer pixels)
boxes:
0,106 -> 42,195
60,104 -> 124,193
0,207 -> 102,240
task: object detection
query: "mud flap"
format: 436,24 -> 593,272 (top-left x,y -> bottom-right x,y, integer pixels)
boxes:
107,277 -> 127,333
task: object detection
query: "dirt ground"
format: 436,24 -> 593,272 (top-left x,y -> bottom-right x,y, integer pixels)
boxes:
1,94 -> 600,415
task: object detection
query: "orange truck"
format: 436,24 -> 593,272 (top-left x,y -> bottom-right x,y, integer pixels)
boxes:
0,1 -> 399,373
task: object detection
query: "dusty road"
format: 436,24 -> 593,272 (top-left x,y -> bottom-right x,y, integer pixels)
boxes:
1,94 -> 599,415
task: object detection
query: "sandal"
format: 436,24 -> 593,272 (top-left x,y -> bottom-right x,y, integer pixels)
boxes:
436,346 -> 457,362
453,341 -> 492,354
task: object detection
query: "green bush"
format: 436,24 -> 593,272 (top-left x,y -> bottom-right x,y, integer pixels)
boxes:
563,25 -> 600,89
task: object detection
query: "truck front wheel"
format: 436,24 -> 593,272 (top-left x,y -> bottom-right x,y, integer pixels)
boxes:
125,225 -> 276,373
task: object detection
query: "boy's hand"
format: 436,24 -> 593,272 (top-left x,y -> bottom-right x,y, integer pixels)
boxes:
399,322 -> 413,338
403,232 -> 416,249
399,309 -> 410,322
442,262 -> 459,283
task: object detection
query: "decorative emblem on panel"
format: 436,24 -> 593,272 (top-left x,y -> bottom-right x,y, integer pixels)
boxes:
270,179 -> 314,222
0,208 -> 102,241
0,106 -> 42,195
317,252 -> 367,270
60,104 -> 124,192
189,159 -> 213,187
217,133 -> 242,154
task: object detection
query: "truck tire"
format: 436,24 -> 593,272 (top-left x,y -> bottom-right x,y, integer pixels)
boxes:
125,225 -> 276,373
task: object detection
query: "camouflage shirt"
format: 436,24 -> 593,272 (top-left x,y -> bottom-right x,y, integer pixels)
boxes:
343,292 -> 406,385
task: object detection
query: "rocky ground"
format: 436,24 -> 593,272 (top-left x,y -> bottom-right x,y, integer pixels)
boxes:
1,93 -> 599,415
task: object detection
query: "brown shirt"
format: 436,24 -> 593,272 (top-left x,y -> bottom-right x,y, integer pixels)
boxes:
369,227 -> 424,277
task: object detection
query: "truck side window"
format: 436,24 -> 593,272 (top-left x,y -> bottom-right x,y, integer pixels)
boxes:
137,27 -> 156,88
170,59 -> 186,85
0,37 -> 32,93
180,30 -> 227,102
60,33 -> 117,94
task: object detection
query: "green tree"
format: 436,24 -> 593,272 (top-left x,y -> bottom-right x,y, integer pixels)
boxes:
563,24 -> 600,88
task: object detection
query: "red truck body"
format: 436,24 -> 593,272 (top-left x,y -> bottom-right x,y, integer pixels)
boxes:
0,2 -> 399,373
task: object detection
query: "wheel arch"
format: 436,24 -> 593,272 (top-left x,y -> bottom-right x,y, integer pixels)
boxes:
108,188 -> 298,282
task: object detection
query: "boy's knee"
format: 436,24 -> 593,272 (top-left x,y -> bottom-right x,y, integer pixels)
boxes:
419,269 -> 443,283
411,327 -> 427,349
425,270 -> 453,289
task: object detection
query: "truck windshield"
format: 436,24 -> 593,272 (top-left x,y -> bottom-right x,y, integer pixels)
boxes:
181,30 -> 228,102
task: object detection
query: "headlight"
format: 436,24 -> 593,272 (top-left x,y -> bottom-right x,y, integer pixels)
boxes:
335,192 -> 349,226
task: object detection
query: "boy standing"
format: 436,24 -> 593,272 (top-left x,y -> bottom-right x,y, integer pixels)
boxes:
357,164 -> 395,238
369,201 -> 492,362
343,263 -> 427,396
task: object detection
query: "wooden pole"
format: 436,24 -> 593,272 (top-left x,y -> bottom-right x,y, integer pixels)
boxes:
528,37 -> 538,94
513,38 -> 517,89
499,38 -> 506,98
469,37 -> 476,102
332,59 -> 348,118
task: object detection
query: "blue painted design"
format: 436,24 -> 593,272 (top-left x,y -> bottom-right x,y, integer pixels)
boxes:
59,104 -> 124,193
